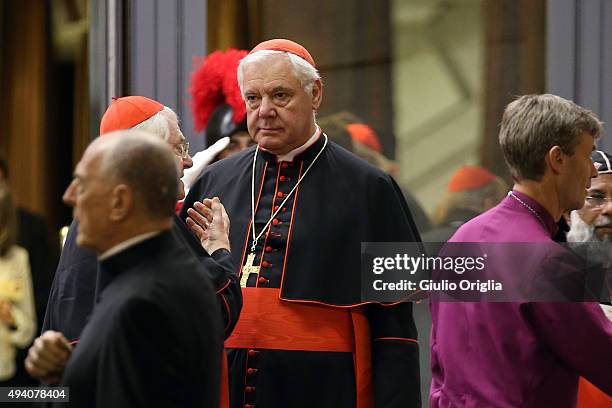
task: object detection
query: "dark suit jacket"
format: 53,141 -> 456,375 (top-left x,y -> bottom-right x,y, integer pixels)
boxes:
58,230 -> 223,408
42,217 -> 241,341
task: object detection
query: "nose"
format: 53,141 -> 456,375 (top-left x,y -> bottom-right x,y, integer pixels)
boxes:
62,180 -> 77,207
183,154 -> 193,170
258,96 -> 276,118
590,160 -> 598,178
601,197 -> 612,215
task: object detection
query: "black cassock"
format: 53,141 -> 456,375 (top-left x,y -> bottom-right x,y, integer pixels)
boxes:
181,133 -> 422,408
42,215 -> 241,341
57,231 -> 223,408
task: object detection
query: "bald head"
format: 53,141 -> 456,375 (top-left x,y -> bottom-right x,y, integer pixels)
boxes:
92,130 -> 179,219
64,130 -> 178,252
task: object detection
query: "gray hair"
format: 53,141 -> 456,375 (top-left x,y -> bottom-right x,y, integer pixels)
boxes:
499,94 -> 603,181
131,106 -> 178,142
99,130 -> 178,219
237,50 -> 321,96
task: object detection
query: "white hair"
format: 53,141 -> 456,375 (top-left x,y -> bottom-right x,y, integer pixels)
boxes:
566,211 -> 596,242
237,50 -> 321,96
131,106 -> 178,141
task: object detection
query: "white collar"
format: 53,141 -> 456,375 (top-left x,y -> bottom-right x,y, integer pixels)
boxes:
98,231 -> 161,261
274,125 -> 321,162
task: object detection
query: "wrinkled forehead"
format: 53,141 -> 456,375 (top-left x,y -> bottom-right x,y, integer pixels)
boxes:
589,173 -> 612,192
242,55 -> 297,85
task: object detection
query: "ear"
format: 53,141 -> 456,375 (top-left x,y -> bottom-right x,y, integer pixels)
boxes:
311,79 -> 323,110
548,145 -> 564,174
108,184 -> 133,222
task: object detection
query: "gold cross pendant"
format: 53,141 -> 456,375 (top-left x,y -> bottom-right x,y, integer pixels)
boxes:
240,252 -> 260,288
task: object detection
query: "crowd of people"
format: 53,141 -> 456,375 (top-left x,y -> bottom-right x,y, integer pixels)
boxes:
0,38 -> 610,407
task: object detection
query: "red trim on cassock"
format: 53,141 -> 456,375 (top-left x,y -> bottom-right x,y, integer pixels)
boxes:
374,337 -> 418,344
219,349 -> 229,408
256,163 -> 283,287
279,160 -> 304,293
220,293 -> 231,332
238,159 -> 268,278
278,291 -> 426,309
215,277 -> 231,294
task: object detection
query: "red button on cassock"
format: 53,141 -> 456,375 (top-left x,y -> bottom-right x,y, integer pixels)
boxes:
277,192 -> 284,198
248,349 -> 258,356
245,386 -> 255,393
281,162 -> 289,169
247,368 -> 258,375
258,277 -> 269,284
272,219 -> 280,225
279,175 -> 287,182
274,205 -> 280,211
262,261 -> 271,267
265,246 -> 273,252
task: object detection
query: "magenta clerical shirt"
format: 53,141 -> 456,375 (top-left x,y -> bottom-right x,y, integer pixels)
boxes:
429,191 -> 612,407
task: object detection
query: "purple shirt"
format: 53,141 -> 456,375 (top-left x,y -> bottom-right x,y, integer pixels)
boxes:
430,191 -> 612,407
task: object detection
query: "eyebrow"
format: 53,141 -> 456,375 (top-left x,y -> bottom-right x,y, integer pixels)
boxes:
271,86 -> 292,94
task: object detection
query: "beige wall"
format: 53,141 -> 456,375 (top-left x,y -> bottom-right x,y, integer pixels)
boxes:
392,0 -> 483,218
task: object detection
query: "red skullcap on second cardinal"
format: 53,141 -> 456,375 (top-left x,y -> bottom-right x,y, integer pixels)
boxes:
99,96 -> 164,135
447,165 -> 497,192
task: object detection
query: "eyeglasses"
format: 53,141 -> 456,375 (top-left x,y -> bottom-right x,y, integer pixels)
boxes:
170,141 -> 190,159
585,195 -> 612,207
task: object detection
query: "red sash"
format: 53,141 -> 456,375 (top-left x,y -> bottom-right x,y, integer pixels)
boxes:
223,288 -> 372,408
578,378 -> 611,408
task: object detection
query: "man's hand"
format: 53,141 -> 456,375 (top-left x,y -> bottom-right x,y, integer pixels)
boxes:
186,197 -> 231,254
25,330 -> 72,385
0,299 -> 15,326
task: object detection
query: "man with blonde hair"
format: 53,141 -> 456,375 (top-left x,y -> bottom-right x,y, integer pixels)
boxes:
430,94 -> 612,407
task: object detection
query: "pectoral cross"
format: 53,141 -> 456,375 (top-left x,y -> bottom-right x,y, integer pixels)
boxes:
240,252 -> 260,288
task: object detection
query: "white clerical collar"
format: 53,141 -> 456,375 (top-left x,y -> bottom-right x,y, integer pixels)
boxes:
273,125 -> 321,162
99,231 -> 161,261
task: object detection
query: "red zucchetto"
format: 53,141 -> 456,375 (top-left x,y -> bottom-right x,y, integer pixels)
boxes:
447,165 -> 497,192
345,123 -> 382,153
249,39 -> 316,67
99,96 -> 164,135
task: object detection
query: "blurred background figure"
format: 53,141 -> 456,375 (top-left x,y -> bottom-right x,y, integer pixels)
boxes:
319,111 -> 432,234
0,159 -> 56,330
0,158 -> 55,391
183,49 -> 255,196
423,165 -> 507,243
0,181 -> 36,386
417,165 -> 506,398
319,111 -> 399,175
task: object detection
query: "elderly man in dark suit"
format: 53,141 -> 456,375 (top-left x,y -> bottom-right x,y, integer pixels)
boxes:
27,131 -> 223,407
